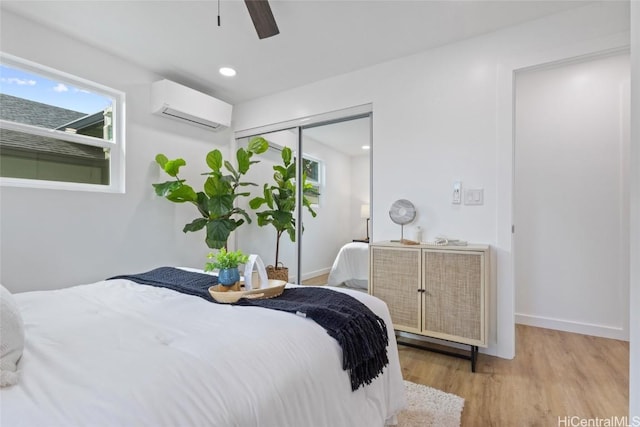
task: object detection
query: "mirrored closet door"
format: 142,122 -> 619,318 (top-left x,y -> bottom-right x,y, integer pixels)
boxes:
299,116 -> 371,287
235,113 -> 372,286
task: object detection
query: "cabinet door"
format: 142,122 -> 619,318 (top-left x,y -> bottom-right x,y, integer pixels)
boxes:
370,246 -> 421,333
423,250 -> 485,346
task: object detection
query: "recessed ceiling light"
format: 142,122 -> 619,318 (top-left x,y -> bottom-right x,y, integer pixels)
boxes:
362,145 -> 370,150
219,67 -> 236,77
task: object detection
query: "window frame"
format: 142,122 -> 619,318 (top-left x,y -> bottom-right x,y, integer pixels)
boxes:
0,52 -> 126,193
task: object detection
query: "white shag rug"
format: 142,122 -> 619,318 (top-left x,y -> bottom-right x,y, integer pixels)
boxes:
397,380 -> 465,427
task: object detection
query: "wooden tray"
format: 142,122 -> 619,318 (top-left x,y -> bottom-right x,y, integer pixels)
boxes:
209,279 -> 286,304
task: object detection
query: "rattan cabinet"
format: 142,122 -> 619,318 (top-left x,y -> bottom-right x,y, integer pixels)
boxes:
369,241 -> 489,370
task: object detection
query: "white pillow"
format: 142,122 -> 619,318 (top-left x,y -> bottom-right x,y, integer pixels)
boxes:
0,284 -> 24,387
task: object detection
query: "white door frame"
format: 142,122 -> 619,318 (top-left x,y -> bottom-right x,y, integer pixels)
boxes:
512,50 -> 630,340
495,34 -> 629,359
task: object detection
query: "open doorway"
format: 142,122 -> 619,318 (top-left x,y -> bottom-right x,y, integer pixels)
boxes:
513,51 -> 630,340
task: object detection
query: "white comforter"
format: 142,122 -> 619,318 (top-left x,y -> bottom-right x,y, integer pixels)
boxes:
328,242 -> 370,289
1,279 -> 405,427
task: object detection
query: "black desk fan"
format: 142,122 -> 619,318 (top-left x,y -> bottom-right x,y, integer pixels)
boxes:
389,199 -> 417,244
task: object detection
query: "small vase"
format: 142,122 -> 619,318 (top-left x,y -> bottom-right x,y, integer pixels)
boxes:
218,267 -> 240,287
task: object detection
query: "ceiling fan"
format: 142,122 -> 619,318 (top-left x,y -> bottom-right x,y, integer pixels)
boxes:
244,0 -> 280,39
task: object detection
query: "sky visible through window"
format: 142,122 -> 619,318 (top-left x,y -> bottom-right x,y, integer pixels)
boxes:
0,64 -> 111,115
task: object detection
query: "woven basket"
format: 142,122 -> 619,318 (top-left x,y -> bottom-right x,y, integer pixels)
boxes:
266,263 -> 289,282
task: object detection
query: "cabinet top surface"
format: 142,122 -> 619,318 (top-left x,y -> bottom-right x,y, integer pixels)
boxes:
370,240 -> 489,251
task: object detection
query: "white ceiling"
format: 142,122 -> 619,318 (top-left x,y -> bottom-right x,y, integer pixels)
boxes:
2,0 -> 593,105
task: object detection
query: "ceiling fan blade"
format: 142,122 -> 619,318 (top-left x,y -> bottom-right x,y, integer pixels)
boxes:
244,0 -> 280,39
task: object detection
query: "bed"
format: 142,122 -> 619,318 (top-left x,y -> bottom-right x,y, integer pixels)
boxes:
0,269 -> 405,427
327,241 -> 370,290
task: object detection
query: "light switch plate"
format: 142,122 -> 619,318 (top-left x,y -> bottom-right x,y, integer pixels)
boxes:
464,189 -> 484,205
452,181 -> 462,204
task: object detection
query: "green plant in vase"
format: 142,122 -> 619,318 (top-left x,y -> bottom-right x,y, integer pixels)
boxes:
204,248 -> 249,287
152,137 -> 269,250
249,146 -> 319,280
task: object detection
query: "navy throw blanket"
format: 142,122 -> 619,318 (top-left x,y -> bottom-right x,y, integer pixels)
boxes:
108,267 -> 218,301
107,267 -> 389,391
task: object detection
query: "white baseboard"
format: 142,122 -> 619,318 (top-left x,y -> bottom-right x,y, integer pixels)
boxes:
301,267 -> 331,281
515,313 -> 629,341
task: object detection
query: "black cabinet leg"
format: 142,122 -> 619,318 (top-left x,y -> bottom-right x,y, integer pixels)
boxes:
471,345 -> 478,372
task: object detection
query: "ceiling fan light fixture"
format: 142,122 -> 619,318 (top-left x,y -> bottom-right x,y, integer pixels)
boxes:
219,67 -> 237,77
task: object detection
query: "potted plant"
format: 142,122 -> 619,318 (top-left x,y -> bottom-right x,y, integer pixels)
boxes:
249,146 -> 319,280
204,248 -> 249,287
152,137 -> 269,249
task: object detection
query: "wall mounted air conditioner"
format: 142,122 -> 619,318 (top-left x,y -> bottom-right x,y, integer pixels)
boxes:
151,79 -> 232,131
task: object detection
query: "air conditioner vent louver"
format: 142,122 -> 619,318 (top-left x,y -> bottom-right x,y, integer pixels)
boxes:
158,107 -> 222,130
151,79 -> 232,131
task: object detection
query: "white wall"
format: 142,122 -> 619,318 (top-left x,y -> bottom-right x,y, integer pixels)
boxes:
629,0 -> 639,419
514,53 -> 630,340
233,3 -> 631,358
0,11 -> 231,292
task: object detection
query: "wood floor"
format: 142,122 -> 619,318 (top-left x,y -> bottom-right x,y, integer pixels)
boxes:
398,324 -> 629,426
301,274 -> 629,424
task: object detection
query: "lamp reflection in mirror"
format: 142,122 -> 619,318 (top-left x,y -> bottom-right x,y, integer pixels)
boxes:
360,204 -> 370,242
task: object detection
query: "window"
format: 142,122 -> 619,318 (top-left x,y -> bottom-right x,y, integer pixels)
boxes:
0,53 -> 125,192
301,156 -> 322,206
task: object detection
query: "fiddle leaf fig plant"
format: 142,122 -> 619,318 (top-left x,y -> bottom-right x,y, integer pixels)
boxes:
249,146 -> 319,267
153,136 -> 269,249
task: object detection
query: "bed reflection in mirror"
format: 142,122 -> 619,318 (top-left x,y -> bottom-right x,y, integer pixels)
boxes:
326,241 -> 370,290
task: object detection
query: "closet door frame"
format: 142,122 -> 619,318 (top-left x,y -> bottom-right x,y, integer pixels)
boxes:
234,104 -> 373,284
